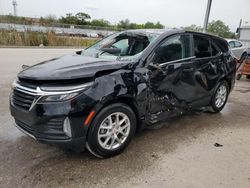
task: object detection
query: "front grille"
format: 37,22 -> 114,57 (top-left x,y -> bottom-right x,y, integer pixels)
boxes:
12,89 -> 36,111
17,81 -> 37,89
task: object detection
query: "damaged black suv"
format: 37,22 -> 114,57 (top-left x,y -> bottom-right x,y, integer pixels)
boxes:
10,29 -> 236,158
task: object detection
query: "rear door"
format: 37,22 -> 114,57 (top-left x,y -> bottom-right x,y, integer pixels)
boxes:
192,34 -> 223,105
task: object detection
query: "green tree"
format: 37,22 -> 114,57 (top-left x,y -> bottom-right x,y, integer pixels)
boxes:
144,21 -> 164,29
75,12 -> 91,25
117,19 -> 131,29
144,22 -> 155,28
91,19 -> 110,27
59,13 -> 78,25
207,20 -> 233,38
45,14 -> 57,23
117,19 -> 164,29
155,22 -> 164,29
182,24 -> 203,32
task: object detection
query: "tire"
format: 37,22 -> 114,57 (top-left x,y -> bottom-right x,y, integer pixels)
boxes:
247,75 -> 250,79
209,81 -> 229,113
86,103 -> 136,158
240,52 -> 247,61
236,74 -> 242,80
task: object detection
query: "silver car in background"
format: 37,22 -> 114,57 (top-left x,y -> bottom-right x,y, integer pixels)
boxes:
226,39 -> 248,60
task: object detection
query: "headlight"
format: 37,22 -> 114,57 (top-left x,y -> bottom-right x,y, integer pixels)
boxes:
38,82 -> 94,102
40,82 -> 93,92
39,92 -> 80,102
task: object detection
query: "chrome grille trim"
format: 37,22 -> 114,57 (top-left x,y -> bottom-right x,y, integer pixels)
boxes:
12,80 -> 91,96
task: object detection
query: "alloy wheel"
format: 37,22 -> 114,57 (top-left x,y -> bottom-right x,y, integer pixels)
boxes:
215,84 -> 227,108
97,112 -> 131,150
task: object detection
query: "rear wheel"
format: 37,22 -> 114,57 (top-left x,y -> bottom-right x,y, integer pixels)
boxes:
209,81 -> 229,113
236,74 -> 242,80
86,103 -> 136,158
240,52 -> 247,61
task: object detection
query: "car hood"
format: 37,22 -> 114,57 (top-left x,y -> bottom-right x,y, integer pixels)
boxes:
18,55 -> 130,80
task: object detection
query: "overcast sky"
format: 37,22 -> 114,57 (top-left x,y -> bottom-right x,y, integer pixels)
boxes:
0,0 -> 249,31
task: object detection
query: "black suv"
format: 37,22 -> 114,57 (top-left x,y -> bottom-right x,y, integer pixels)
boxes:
10,29 -> 236,158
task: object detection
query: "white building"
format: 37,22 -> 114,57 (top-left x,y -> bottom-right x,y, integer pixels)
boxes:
239,25 -> 250,47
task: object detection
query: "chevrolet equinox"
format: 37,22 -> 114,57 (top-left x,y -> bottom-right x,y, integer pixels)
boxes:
10,29 -> 236,158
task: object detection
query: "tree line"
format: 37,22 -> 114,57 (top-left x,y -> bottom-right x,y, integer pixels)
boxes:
1,13 -> 235,38
42,13 -> 236,38
181,20 -> 235,38
56,12 -> 164,29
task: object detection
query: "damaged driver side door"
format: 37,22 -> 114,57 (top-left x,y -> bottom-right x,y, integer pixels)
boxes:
145,34 -> 197,124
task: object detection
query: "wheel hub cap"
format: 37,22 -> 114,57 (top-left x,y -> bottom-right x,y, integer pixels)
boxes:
98,112 -> 131,150
215,85 -> 227,108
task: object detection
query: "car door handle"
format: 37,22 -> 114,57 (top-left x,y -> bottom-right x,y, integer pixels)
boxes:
183,67 -> 194,72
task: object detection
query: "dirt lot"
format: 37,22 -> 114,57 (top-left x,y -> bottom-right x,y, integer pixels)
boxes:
0,48 -> 250,188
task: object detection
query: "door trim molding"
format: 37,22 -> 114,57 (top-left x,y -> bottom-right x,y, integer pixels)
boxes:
159,56 -> 196,67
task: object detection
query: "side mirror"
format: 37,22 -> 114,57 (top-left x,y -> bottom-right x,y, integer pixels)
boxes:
22,64 -> 30,70
147,62 -> 161,71
75,50 -> 82,55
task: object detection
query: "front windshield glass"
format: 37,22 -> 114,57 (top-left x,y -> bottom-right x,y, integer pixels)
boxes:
81,31 -> 160,61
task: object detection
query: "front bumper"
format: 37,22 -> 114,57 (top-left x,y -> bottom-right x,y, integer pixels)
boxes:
10,90 -> 96,151
15,121 -> 86,151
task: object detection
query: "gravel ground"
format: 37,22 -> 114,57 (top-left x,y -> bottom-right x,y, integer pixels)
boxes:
0,48 -> 249,188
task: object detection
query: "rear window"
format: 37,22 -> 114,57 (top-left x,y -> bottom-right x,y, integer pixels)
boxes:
235,41 -> 242,47
229,41 -> 235,48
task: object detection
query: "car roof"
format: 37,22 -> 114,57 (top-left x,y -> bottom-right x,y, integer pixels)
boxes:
123,29 -> 226,41
123,29 -> 169,34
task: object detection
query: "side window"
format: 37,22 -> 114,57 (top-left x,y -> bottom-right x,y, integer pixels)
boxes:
193,35 -> 211,58
229,41 -> 235,48
235,41 -> 242,48
152,35 -> 191,64
210,42 -> 220,56
112,39 -> 129,54
214,38 -> 229,53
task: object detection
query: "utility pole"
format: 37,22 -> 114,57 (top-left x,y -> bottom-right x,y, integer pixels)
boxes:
12,0 -> 17,16
203,0 -> 212,33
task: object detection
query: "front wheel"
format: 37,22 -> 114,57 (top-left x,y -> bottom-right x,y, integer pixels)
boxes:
209,81 -> 229,113
86,103 -> 136,158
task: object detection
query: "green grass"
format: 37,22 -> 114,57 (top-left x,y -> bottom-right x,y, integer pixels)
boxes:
0,30 -> 99,47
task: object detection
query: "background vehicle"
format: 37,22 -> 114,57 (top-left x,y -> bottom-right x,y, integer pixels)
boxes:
226,39 -> 248,60
10,30 -> 236,158
236,48 -> 250,80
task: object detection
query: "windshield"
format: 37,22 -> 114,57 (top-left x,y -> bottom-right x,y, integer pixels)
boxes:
81,31 -> 160,61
